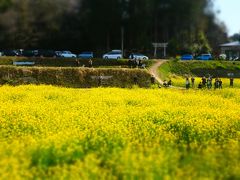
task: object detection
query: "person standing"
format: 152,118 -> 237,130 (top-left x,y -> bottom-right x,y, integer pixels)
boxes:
198,82 -> 202,89
163,80 -> 168,87
138,60 -> 142,68
230,77 -> 234,87
130,53 -> 134,59
191,77 -> 195,88
98,75 -> 103,86
88,59 -> 93,68
202,76 -> 206,87
75,59 -> 80,67
207,77 -> 212,89
186,77 -> 190,89
214,78 -> 219,89
151,75 -> 155,84
219,78 -> 222,89
167,79 -> 172,87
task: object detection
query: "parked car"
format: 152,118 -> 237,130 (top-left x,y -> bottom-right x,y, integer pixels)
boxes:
78,52 -> 94,59
129,53 -> 149,60
196,53 -> 213,60
22,50 -> 38,57
103,50 -> 122,59
181,54 -> 193,60
37,50 -> 60,57
55,51 -> 62,57
219,54 -> 227,60
2,50 -> 21,56
60,51 -> 77,58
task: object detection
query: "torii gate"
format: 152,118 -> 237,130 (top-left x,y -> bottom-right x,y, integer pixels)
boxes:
152,42 -> 168,58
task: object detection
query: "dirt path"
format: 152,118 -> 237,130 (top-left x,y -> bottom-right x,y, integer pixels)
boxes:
148,60 -> 167,85
148,60 -> 185,89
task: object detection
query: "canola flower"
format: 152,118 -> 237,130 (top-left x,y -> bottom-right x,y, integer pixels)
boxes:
0,85 -> 239,179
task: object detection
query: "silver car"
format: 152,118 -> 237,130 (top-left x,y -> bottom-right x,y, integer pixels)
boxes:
103,50 -> 122,59
61,51 -> 77,58
129,53 -> 149,60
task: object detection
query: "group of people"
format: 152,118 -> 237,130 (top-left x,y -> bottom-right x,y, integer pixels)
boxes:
75,59 -> 93,67
128,59 -> 145,69
163,79 -> 172,87
185,76 -> 234,89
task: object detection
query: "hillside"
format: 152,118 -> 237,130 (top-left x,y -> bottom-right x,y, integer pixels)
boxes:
159,60 -> 240,79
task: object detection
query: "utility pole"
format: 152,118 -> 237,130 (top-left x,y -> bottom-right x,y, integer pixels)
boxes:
121,27 -> 124,58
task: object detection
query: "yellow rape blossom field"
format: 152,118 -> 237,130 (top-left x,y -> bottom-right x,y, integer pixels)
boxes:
0,85 -> 239,179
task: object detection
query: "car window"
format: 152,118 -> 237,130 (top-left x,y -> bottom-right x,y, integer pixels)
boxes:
108,52 -> 120,55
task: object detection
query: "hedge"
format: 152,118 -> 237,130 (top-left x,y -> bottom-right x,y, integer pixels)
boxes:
0,57 -> 153,68
0,66 -> 153,88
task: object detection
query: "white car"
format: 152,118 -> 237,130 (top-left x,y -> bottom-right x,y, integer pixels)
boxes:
103,50 -> 122,59
129,53 -> 149,60
219,54 -> 227,60
61,51 -> 77,58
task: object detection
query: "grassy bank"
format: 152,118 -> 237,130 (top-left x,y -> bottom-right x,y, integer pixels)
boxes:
159,60 -> 240,79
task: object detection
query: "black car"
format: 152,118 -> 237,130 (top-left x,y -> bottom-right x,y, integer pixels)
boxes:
22,50 -> 38,57
37,50 -> 60,57
2,50 -> 20,56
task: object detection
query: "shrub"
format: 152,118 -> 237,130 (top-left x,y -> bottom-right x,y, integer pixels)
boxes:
0,57 -> 153,68
0,66 -> 152,88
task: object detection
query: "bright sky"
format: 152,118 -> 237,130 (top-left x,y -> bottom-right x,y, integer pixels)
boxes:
214,0 -> 240,36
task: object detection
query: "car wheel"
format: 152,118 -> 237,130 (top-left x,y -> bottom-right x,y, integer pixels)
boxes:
143,57 -> 147,60
117,57 -> 120,60
104,56 -> 108,59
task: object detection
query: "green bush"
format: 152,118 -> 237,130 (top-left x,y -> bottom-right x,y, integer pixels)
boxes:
0,57 -> 153,68
0,66 -> 152,88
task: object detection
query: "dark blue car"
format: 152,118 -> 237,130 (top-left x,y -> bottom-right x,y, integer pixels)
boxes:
181,54 -> 193,60
78,52 -> 93,59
